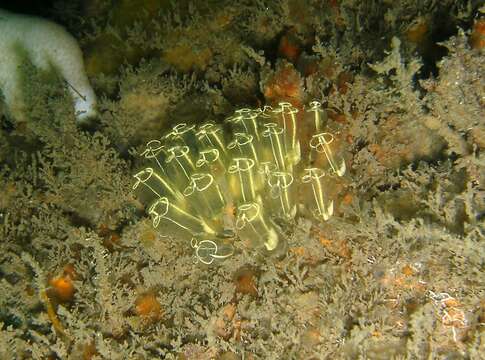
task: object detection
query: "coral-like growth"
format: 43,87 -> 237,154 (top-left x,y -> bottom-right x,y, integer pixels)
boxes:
133,101 -> 346,263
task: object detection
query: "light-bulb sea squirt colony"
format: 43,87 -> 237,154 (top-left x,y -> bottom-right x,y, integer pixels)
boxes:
133,101 -> 346,264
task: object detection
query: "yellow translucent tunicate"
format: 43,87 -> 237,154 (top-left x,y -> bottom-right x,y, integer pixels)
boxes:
301,168 -> 333,221
225,108 -> 260,142
257,161 -> 278,185
164,145 -> 196,187
148,196 -> 216,236
227,157 -> 259,205
310,132 -> 346,176
266,171 -> 296,219
235,202 -> 279,251
183,172 -> 227,233
237,108 -> 261,141
306,101 -> 326,133
258,105 -> 274,123
133,100 -> 347,263
271,102 -> 300,166
164,123 -> 197,148
195,148 -> 226,177
191,237 -> 234,265
227,132 -> 259,163
132,167 -> 184,205
196,122 -> 227,159
261,122 -> 287,170
224,114 -> 245,132
139,139 -> 168,175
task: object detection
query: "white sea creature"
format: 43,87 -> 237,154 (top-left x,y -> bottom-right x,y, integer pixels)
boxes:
0,8 -> 96,122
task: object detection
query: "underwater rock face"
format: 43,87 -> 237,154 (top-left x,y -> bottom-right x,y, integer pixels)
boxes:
133,101 -> 346,263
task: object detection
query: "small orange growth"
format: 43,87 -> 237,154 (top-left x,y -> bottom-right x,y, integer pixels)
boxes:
263,61 -> 304,106
278,29 -> 302,63
442,307 -> 466,328
443,298 -> 460,309
224,202 -> 236,218
288,246 -> 320,265
214,303 -> 238,339
48,264 -> 77,303
300,327 -> 321,347
82,341 -> 98,360
140,226 -> 157,248
49,276 -> 75,302
135,293 -> 163,323
104,232 -> 121,249
319,236 -> 351,259
289,246 -> 306,257
470,18 -> 485,50
381,267 -> 426,297
342,192 -> 353,205
234,268 -> 258,296
98,224 -> 122,250
401,265 -> 414,276
223,303 -> 236,321
336,71 -> 354,94
405,18 -> 429,44
369,143 -> 384,160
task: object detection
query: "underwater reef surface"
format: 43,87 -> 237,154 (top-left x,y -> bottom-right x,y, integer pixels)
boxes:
0,1 -> 484,359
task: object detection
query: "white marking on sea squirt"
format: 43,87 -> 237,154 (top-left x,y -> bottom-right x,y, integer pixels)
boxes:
0,8 -> 96,122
